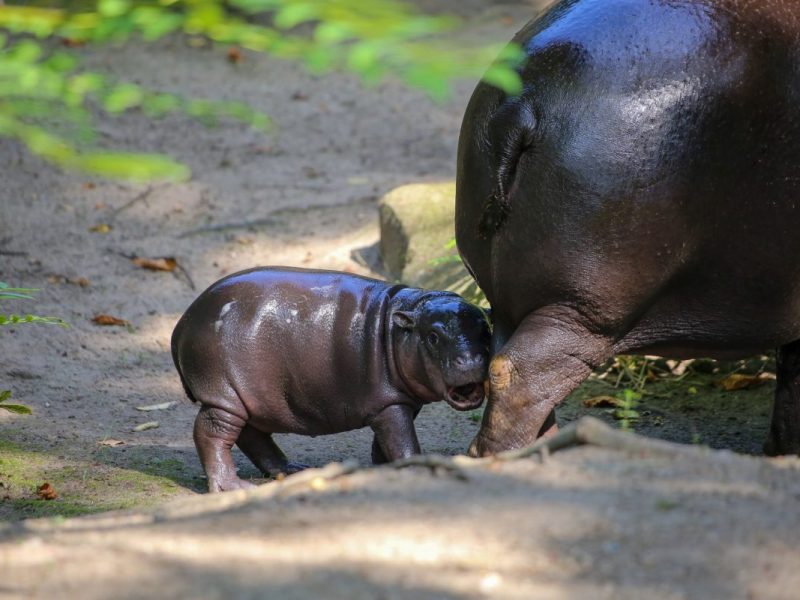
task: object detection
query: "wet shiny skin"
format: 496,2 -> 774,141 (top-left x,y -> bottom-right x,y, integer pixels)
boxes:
456,0 -> 800,456
172,267 -> 490,492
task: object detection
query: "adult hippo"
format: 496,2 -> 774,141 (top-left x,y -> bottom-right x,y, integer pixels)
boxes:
456,0 -> 800,456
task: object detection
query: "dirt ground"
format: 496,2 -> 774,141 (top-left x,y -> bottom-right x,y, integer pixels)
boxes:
1,0 -> 800,597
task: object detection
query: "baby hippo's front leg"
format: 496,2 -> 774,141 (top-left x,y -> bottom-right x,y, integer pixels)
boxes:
370,404 -> 421,463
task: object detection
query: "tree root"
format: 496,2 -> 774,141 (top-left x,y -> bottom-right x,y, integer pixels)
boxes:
389,455 -> 471,481
385,417 -> 717,476
493,416 -> 712,462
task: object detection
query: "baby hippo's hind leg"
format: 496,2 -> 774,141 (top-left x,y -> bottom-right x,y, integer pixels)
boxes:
194,406 -> 257,493
236,425 -> 308,477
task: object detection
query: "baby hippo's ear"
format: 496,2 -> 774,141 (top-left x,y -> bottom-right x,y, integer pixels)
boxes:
392,310 -> 417,330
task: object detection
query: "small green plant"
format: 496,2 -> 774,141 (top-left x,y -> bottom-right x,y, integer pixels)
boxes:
614,388 -> 641,431
0,282 -> 67,415
0,282 -> 66,328
0,389 -> 31,414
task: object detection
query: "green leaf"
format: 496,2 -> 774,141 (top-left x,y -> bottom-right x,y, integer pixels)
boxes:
314,22 -> 353,44
141,93 -> 181,117
0,403 -> 33,415
347,41 -> 380,73
43,51 -> 78,74
98,0 -> 132,18
103,83 -> 143,113
69,152 -> 190,182
8,39 -> 43,64
0,390 -> 11,402
274,3 -> 318,29
0,314 -> 67,327
481,64 -> 523,96
0,291 -> 35,300
140,12 -> 183,41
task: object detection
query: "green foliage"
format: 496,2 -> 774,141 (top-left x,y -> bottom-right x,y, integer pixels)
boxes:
0,389 -> 32,414
615,388 -> 641,431
0,283 -> 67,328
1,282 -> 67,415
0,0 -> 524,181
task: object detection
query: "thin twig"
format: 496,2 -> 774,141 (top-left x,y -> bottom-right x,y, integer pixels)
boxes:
178,217 -> 281,238
109,186 -> 157,221
173,262 -> 196,290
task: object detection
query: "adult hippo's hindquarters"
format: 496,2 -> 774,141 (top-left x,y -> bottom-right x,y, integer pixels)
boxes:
171,267 -> 490,492
456,0 -> 800,457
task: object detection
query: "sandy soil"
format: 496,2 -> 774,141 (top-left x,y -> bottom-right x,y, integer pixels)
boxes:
1,1 -> 800,597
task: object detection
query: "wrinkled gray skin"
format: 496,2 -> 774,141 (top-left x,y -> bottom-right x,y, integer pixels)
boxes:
172,267 -> 490,492
457,0 -> 800,456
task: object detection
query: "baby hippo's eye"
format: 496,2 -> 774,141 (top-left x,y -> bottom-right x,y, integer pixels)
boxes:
427,331 -> 439,346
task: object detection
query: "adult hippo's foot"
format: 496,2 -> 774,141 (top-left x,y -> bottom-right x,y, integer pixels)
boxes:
467,307 -> 613,457
764,340 -> 800,456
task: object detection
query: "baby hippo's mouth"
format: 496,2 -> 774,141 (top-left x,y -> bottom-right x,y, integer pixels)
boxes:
445,381 -> 486,411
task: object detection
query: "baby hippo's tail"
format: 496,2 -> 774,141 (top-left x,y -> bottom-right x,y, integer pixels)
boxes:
171,315 -> 199,404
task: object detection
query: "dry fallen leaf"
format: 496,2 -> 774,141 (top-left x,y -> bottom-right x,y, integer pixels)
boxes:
37,482 -> 58,500
716,373 -> 772,391
89,223 -> 112,233
583,395 -> 622,408
227,46 -> 243,63
83,182 -> 96,190
48,275 -> 91,287
92,314 -> 130,327
133,421 -> 160,432
98,438 -> 125,447
132,256 -> 178,272
135,401 -> 176,412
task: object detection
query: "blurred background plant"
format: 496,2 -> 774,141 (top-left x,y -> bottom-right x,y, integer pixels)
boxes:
0,282 -> 67,414
0,0 -> 524,181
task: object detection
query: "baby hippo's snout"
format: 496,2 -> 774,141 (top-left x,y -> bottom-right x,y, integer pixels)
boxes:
444,352 -> 488,411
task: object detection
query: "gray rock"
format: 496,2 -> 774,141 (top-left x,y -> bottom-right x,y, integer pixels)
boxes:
378,182 -> 484,304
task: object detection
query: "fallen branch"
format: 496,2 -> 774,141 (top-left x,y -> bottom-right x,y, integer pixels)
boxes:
389,454 -> 470,481
494,416 -> 713,462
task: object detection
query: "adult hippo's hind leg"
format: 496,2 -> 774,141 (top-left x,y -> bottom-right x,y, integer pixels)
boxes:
764,340 -> 800,456
469,307 -> 614,457
236,425 -> 308,477
194,406 -> 257,492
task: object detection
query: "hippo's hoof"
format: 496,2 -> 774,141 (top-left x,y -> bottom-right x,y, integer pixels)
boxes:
763,434 -> 800,457
210,477 -> 258,493
467,436 -> 481,458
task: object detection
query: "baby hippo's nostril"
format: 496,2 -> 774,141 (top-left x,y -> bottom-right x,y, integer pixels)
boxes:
455,354 -> 487,370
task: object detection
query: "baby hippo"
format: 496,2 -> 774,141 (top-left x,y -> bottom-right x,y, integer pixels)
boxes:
171,267 -> 490,492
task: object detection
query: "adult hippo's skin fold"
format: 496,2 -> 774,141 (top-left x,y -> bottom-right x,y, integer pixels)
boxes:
456,0 -> 800,456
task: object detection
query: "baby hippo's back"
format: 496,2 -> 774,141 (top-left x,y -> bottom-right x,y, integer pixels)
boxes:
171,267 -> 401,434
